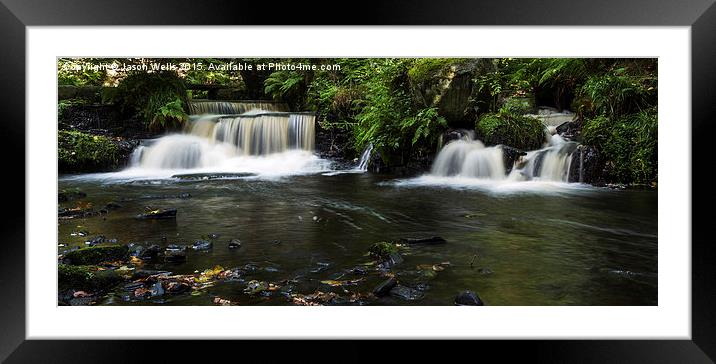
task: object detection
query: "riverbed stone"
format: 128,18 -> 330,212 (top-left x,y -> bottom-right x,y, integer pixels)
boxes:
399,236 -> 447,245
454,290 -> 484,306
372,277 -> 398,297
228,239 -> 242,249
389,285 -> 425,301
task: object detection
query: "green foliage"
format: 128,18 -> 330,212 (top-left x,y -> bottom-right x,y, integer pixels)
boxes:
106,72 -> 188,130
368,241 -> 399,260
476,112 -> 545,151
582,107 -> 657,184
58,59 -> 107,86
58,130 -> 120,172
63,245 -> 129,265
575,66 -> 657,119
57,98 -> 90,119
150,97 -> 188,131
58,264 -> 123,292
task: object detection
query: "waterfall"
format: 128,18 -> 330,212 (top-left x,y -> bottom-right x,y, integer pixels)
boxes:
128,110 -> 323,175
356,143 -> 374,171
429,127 -> 579,183
508,134 -> 578,182
430,140 -> 506,179
188,100 -> 288,115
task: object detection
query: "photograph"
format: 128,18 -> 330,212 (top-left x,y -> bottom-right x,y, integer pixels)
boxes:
56,57 -> 658,307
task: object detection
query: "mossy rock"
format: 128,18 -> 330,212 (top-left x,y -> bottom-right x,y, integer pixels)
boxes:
58,130 -> 121,173
476,112 -> 545,151
58,264 -> 123,292
63,245 -> 128,265
368,241 -> 399,260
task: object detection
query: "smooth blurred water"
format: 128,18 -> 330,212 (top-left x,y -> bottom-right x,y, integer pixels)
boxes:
58,172 -> 657,305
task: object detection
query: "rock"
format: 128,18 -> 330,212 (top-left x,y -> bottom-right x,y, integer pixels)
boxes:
228,239 -> 242,249
135,208 -> 177,219
399,236 -> 447,245
105,202 -> 122,210
454,290 -> 484,306
389,285 -> 425,301
387,253 -> 404,266
368,241 -> 399,260
58,190 -> 86,203
139,245 -> 161,260
191,240 -> 212,251
500,145 -> 527,174
62,245 -> 128,265
166,281 -> 190,294
84,235 -> 106,247
244,280 -> 269,295
208,233 -> 220,239
58,264 -> 123,292
164,245 -> 187,262
372,277 -> 398,297
568,144 -> 602,184
131,269 -> 171,280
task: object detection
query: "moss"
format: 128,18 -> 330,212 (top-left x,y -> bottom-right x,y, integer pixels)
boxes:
58,130 -> 120,173
475,112 -> 545,150
63,245 -> 129,265
58,264 -> 123,292
368,241 -> 399,260
407,58 -> 464,83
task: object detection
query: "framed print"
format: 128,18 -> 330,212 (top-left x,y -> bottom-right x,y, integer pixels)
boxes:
1,0 -> 714,362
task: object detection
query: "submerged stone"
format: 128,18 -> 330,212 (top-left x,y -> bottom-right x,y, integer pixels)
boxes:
399,236 -> 447,245
228,239 -> 242,249
454,290 -> 484,306
389,285 -> 425,301
192,240 -> 213,251
135,208 -> 177,219
372,277 -> 398,297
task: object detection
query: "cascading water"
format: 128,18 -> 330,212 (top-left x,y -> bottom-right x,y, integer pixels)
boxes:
425,125 -> 580,185
356,143 -> 374,171
120,102 -> 329,178
430,140 -> 505,179
188,100 -> 288,114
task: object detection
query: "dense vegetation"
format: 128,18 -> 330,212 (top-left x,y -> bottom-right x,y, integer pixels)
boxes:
58,130 -> 120,172
57,57 -> 658,184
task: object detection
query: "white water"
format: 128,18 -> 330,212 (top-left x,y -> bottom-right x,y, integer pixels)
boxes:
430,140 -> 505,179
408,124 -> 582,191
356,143 -> 373,171
89,105 -> 330,180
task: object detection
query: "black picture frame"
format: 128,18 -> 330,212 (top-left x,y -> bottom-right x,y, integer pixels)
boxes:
1,0 -> 713,362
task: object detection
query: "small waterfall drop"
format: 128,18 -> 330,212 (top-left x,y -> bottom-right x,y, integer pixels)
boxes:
125,105 -> 327,177
356,143 -> 374,171
428,125 -> 579,184
430,140 -> 505,179
188,100 -> 288,115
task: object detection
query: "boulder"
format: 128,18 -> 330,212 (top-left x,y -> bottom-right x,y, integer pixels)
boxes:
454,290 -> 484,306
228,239 -> 242,249
389,285 -> 425,301
191,240 -> 212,251
372,277 -> 398,297
58,264 -> 123,292
568,145 -> 602,183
